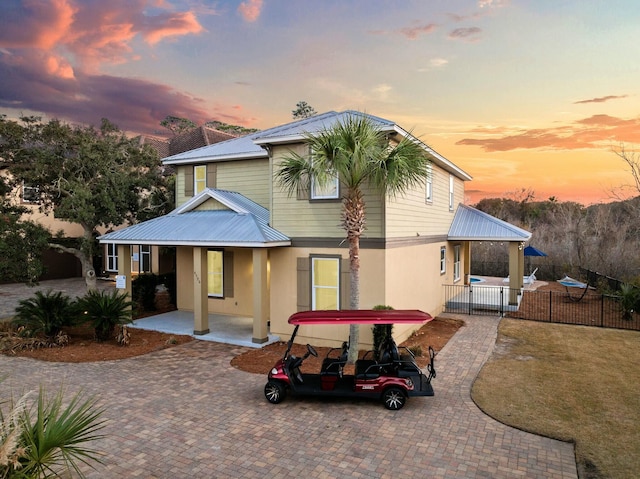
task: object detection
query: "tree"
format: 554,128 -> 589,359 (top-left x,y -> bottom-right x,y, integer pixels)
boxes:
276,113 -> 430,362
292,101 -> 317,120
160,115 -> 197,135
0,116 -> 168,290
0,176 -> 51,284
612,143 -> 640,199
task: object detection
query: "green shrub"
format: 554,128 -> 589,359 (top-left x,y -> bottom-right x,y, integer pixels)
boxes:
77,289 -> 134,341
132,273 -> 158,311
1,383 -> 105,478
372,305 -> 394,360
619,283 -> 640,320
12,290 -> 79,339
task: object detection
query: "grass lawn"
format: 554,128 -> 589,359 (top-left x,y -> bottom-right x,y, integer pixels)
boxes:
472,319 -> 640,479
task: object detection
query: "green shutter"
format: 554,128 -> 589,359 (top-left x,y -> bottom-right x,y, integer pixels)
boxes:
223,250 -> 234,298
185,166 -> 194,196
207,164 -> 217,188
340,258 -> 350,310
297,257 -> 310,311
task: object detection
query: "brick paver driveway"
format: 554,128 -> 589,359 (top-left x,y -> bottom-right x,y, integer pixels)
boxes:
0,311 -> 577,478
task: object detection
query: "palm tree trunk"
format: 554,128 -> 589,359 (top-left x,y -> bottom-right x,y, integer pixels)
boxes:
343,189 -> 365,363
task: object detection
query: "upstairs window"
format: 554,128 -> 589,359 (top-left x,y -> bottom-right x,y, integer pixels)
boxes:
449,175 -> 454,211
194,165 -> 207,195
22,182 -> 40,203
426,165 -> 433,203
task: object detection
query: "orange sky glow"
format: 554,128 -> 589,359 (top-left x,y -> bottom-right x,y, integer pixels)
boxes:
1,0 -> 639,206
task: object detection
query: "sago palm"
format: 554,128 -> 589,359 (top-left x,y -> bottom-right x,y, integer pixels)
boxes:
276,112 -> 430,362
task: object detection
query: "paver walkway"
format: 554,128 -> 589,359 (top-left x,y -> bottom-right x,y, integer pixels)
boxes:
0,286 -> 578,478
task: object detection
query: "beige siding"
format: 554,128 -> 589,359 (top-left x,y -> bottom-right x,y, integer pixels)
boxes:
175,246 -> 254,317
385,164 -> 459,238
271,144 -> 384,238
175,165 -> 188,207
175,159 -> 270,209
217,159 -> 270,208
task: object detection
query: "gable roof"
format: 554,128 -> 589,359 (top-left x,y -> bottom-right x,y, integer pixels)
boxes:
162,111 -> 472,181
98,189 -> 290,248
448,204 -> 532,241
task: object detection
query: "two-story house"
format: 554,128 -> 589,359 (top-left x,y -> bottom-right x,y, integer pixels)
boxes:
99,111 -> 530,348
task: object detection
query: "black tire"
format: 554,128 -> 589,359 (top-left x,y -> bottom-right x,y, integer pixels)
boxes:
264,381 -> 286,404
382,387 -> 406,410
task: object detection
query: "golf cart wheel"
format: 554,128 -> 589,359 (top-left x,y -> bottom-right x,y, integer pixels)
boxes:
382,387 -> 406,410
264,381 -> 287,404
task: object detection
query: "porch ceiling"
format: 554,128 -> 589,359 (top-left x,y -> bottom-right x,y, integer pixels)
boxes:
448,204 -> 532,242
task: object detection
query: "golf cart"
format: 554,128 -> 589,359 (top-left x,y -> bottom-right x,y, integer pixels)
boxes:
264,310 -> 436,410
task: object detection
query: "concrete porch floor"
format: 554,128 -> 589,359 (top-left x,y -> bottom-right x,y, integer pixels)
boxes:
131,310 -> 281,348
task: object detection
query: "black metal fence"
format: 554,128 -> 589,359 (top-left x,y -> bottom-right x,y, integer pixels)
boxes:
443,284 -> 640,331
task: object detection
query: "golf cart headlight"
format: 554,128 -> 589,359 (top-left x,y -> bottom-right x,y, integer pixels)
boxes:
405,378 -> 414,388
271,367 -> 279,375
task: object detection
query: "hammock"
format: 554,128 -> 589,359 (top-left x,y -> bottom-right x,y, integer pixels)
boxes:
557,275 -> 590,302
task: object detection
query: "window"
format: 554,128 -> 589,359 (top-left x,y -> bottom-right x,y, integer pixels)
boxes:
440,247 -> 446,274
449,174 -> 454,211
207,250 -> 224,297
453,245 -> 461,282
310,154 -> 339,200
22,182 -> 40,203
131,245 -> 151,274
194,165 -> 207,195
106,244 -> 118,272
426,165 -> 433,203
311,257 -> 340,310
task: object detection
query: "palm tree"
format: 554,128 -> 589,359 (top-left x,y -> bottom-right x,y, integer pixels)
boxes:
276,112 -> 430,362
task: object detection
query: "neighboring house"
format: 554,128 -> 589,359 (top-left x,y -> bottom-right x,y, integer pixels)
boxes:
99,111 -> 530,347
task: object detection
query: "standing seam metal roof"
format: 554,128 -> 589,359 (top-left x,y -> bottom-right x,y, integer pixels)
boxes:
448,204 -> 532,241
98,189 -> 290,247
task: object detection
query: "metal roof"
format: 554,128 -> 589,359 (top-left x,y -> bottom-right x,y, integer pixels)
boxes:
98,189 -> 290,248
448,204 -> 532,241
161,111 -> 472,181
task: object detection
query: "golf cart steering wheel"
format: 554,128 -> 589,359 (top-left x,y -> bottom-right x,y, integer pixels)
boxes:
307,344 -> 318,357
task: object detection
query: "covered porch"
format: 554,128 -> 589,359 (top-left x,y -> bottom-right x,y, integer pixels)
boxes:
447,204 -> 533,312
131,310 -> 280,348
98,188 -> 291,345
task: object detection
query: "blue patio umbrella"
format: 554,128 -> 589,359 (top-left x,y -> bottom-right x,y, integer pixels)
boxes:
524,245 -> 547,257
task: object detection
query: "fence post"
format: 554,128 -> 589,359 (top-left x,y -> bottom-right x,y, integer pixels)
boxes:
500,287 -> 504,316
549,291 -> 553,322
601,294 -> 605,327
468,286 -> 472,315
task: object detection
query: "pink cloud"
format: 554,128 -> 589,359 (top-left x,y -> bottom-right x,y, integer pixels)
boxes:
456,115 -> 640,151
141,11 -> 205,45
0,0 -> 75,49
238,0 -> 263,23
399,23 -> 438,39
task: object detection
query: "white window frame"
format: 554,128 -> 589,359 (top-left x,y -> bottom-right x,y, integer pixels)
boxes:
449,174 -> 454,211
207,250 -> 224,298
311,256 -> 340,310
194,165 -> 207,195
426,165 -> 433,203
310,153 -> 339,200
22,182 -> 40,203
453,245 -> 461,282
440,246 -> 446,274
140,244 -> 151,273
106,243 -> 118,272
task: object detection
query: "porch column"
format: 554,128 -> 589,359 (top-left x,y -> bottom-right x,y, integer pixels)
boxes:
116,244 -> 132,302
508,242 -> 522,305
252,248 -> 269,344
463,241 -> 471,284
193,247 -> 209,335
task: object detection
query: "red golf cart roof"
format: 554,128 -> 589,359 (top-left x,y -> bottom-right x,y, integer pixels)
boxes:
287,310 -> 433,325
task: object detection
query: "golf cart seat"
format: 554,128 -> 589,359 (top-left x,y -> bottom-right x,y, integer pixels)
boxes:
321,341 -> 348,376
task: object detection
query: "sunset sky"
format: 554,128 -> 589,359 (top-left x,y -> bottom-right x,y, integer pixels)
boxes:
1,0 -> 639,205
